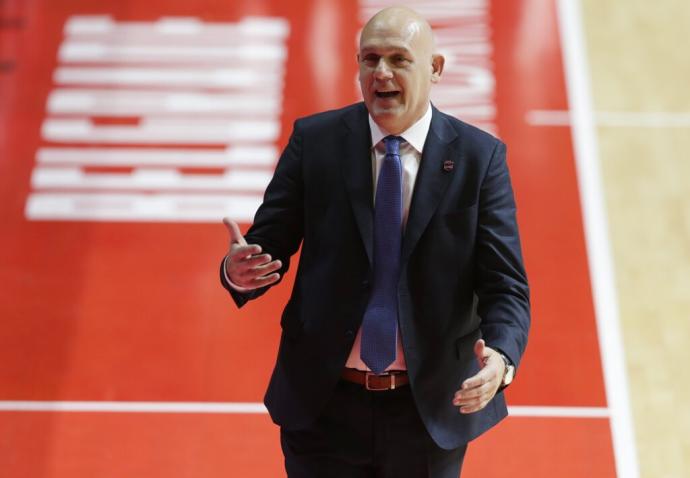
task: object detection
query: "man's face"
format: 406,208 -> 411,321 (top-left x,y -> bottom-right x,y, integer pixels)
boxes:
358,20 -> 438,134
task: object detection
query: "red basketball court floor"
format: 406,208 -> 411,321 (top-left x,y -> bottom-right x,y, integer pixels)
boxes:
0,0 -> 637,476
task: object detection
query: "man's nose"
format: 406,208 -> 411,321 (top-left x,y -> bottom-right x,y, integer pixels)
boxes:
373,59 -> 393,80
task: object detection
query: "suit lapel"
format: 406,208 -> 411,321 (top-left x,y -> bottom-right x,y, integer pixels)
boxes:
401,107 -> 459,264
339,104 -> 460,266
341,104 -> 374,265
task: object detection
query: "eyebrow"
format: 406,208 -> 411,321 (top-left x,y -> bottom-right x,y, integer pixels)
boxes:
359,45 -> 412,55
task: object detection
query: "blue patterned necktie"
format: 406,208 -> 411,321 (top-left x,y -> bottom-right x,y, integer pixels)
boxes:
360,135 -> 403,375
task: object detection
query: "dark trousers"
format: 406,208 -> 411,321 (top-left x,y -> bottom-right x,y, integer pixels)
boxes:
280,379 -> 467,478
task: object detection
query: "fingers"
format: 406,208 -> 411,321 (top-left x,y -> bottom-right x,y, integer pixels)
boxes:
227,248 -> 282,289
230,250 -> 281,273
232,255 -> 282,280
240,253 -> 273,268
455,398 -> 491,414
452,353 -> 503,414
251,258 -> 283,277
228,260 -> 282,289
223,217 -> 247,246
453,379 -> 495,413
454,371 -> 495,404
249,271 -> 281,288
229,244 -> 263,262
222,217 -> 282,289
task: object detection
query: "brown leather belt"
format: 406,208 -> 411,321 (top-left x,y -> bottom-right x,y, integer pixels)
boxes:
341,368 -> 409,391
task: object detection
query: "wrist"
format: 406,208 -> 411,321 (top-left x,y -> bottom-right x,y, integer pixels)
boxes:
498,353 -> 515,389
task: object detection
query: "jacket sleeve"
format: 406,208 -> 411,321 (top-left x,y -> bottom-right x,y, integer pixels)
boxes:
474,140 -> 531,370
220,121 -> 305,308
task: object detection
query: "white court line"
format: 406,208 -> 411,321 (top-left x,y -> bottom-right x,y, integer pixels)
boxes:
557,1 -> 639,477
525,109 -> 571,126
47,89 -> 282,116
41,118 -> 280,144
58,42 -> 287,63
509,406 -> 609,418
54,66 -> 284,89
596,111 -> 690,127
25,192 -> 262,223
30,167 -> 272,191
0,401 -> 268,414
0,401 -> 608,418
526,109 -> 690,127
36,146 -> 277,167
65,16 -> 290,39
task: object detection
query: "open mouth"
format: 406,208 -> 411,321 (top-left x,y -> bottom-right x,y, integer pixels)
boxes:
375,91 -> 400,98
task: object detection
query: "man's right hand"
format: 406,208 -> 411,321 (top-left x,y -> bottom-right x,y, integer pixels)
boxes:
223,217 -> 282,290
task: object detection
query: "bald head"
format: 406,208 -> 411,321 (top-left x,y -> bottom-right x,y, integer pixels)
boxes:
360,7 -> 436,58
357,7 -> 444,134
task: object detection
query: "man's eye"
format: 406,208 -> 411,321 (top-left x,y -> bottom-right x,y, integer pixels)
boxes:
393,55 -> 409,65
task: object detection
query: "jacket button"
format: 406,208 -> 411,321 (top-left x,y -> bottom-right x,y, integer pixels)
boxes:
345,330 -> 355,340
361,279 -> 370,289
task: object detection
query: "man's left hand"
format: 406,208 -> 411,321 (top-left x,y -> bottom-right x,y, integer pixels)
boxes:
452,339 -> 506,414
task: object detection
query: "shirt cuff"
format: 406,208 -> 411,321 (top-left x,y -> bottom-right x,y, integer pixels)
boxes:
222,255 -> 254,293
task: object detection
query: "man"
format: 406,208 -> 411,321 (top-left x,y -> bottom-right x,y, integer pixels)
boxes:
220,6 -> 530,477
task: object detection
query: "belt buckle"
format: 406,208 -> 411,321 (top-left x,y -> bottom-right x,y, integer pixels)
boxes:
365,372 -> 395,391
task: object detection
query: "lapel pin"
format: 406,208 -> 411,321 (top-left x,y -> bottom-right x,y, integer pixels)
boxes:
443,160 -> 454,172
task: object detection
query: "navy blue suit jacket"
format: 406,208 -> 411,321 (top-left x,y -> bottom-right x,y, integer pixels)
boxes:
221,102 -> 530,449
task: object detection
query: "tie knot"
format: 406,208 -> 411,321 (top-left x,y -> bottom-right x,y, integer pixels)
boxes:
383,135 -> 402,156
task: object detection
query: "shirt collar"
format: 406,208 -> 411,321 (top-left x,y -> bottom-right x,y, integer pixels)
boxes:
368,103 -> 432,154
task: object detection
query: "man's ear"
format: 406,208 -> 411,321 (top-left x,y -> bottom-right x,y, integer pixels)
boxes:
430,54 -> 445,83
